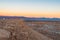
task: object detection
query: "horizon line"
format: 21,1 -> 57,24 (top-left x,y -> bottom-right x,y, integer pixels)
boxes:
0,15 -> 60,18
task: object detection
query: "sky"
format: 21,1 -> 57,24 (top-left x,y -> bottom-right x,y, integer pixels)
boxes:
0,0 -> 60,18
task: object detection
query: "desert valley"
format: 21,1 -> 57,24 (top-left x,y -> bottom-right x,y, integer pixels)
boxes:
0,16 -> 60,40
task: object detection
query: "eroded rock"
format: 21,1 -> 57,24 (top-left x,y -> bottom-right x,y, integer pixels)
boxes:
0,29 -> 10,38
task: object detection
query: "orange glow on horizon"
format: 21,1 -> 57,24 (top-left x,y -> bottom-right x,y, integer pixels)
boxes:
0,10 -> 60,18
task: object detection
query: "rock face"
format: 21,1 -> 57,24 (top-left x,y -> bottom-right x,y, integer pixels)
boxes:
0,19 -> 53,40
0,29 -> 10,40
0,29 -> 10,38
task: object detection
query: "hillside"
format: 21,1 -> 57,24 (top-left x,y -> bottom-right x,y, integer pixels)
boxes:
25,21 -> 60,40
0,19 -> 53,40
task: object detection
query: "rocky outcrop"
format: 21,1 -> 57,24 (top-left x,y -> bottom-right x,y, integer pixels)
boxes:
0,19 -> 53,40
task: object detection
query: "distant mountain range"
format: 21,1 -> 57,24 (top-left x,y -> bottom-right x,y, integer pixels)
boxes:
0,16 -> 60,21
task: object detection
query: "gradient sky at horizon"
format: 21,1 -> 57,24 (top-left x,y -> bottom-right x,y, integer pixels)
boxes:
0,0 -> 60,18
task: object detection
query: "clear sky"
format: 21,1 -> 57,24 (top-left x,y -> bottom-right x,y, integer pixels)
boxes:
0,0 -> 60,18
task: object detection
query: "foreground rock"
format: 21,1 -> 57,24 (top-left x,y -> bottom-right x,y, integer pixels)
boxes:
0,19 -> 53,40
